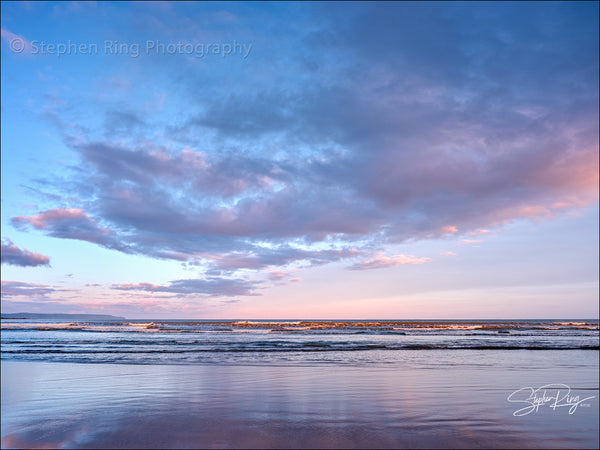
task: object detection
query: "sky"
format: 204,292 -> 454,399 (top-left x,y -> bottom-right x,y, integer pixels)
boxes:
1,1 -> 598,319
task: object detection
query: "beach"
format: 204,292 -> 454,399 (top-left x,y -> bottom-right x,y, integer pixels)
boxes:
2,348 -> 598,449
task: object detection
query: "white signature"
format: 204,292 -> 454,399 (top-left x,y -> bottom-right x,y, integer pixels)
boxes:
507,383 -> 596,416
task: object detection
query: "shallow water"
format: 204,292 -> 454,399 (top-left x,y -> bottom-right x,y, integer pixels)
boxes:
1,349 -> 598,449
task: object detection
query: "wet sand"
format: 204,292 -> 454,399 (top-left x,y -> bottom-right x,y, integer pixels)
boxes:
1,350 -> 598,449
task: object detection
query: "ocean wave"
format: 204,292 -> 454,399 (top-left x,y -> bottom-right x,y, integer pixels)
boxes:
2,344 -> 598,354
4,319 -> 597,330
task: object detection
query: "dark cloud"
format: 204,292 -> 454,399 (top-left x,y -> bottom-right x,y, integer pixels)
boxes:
1,238 -> 51,267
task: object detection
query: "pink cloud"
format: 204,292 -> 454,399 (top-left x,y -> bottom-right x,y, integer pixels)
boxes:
266,269 -> 302,285
268,270 -> 289,281
348,253 -> 431,271
1,238 -> 50,267
12,208 -> 130,252
440,225 -> 458,234
13,208 -> 97,229
460,239 -> 482,244
468,229 -> 491,236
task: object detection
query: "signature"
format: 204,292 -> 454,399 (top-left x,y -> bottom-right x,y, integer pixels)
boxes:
507,384 -> 596,416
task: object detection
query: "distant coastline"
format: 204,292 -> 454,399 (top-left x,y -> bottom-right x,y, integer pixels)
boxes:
1,312 -> 126,320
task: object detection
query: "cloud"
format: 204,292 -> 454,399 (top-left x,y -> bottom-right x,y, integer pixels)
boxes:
9,2 -> 599,284
0,298 -> 173,317
74,141 -> 284,199
268,270 -> 289,281
1,28 -> 34,55
348,254 -> 431,271
111,277 -> 260,297
206,247 -> 362,273
267,269 -> 301,285
1,238 -> 50,267
1,281 -> 61,299
12,208 -> 131,253
469,229 -> 491,236
440,226 -> 459,234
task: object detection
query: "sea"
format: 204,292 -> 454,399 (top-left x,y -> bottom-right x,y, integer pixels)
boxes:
1,318 -> 598,365
1,318 -> 599,449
